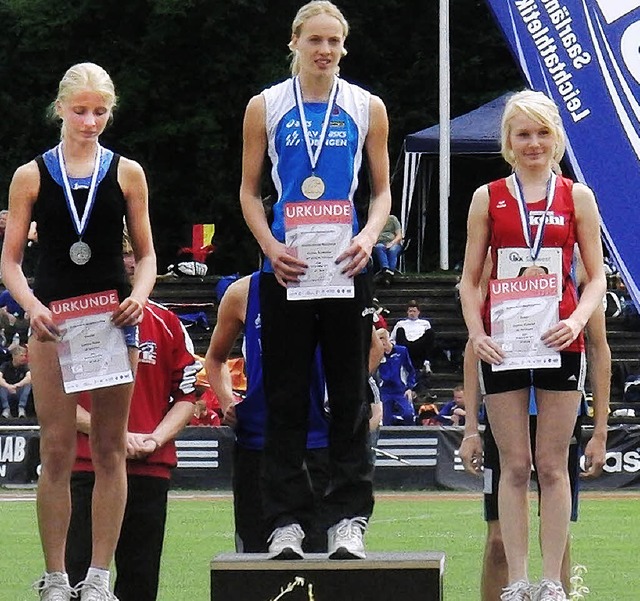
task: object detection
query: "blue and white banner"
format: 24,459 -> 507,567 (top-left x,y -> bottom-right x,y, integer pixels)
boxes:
486,0 -> 640,308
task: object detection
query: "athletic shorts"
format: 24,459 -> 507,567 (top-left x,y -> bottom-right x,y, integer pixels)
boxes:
483,414 -> 583,522
479,351 -> 586,395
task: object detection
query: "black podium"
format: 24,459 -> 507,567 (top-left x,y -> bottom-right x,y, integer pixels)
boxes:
211,552 -> 445,601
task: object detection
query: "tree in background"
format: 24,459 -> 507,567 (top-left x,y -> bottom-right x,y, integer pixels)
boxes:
0,0 -> 522,274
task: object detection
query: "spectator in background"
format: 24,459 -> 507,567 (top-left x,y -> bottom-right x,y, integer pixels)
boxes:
0,286 -> 26,321
0,287 -> 29,343
437,384 -> 466,426
66,299 -> 201,601
0,345 -> 31,418
416,401 -> 440,426
376,329 -> 416,426
187,355 -> 223,427
390,300 -> 435,371
189,389 -> 222,427
372,297 -> 389,331
205,272 -> 330,555
373,214 -> 403,284
0,287 -> 30,351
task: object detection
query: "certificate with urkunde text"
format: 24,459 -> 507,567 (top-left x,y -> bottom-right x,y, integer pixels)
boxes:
50,290 -> 133,393
490,274 -> 561,372
284,200 -> 354,300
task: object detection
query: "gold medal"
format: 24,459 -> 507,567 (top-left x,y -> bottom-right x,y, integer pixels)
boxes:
301,175 -> 325,200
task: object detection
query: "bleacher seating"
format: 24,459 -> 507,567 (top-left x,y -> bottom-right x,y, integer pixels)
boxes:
1,271 -> 637,424
150,275 -> 219,355
146,272 -> 640,423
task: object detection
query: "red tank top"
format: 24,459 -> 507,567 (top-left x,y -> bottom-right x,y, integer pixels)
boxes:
484,175 -> 583,353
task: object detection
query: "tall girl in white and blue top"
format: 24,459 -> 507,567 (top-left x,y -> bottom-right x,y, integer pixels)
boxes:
239,1 -> 391,560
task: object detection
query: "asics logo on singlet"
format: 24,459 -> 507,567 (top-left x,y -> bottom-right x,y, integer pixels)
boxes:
496,200 -> 507,209
285,131 -> 302,146
139,341 -> 158,365
285,118 -> 310,128
529,211 -> 565,226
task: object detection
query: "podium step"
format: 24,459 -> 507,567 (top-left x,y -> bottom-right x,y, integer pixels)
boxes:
211,551 -> 445,600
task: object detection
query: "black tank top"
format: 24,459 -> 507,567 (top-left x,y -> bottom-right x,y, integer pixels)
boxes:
33,153 -> 131,305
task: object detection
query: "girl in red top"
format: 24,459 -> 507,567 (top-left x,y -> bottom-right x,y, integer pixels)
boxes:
459,91 -> 606,601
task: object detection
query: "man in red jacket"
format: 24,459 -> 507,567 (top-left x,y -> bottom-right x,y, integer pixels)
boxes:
65,300 -> 201,601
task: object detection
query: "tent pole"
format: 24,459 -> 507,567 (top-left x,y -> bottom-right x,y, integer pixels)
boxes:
439,0 -> 450,271
417,166 -> 422,273
422,161 -> 434,273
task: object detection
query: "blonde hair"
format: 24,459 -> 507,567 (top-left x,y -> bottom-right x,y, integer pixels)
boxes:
288,1 -> 349,75
500,90 -> 566,173
49,62 -> 118,135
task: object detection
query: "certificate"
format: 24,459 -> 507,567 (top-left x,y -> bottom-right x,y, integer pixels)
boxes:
496,247 -> 563,299
284,200 -> 354,300
50,290 -> 133,393
489,274 -> 561,372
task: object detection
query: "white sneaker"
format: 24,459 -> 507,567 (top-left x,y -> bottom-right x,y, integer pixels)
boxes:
267,523 -> 305,559
18,407 -> 27,418
75,575 -> 118,601
533,579 -> 568,601
1,408 -> 11,418
501,579 -> 532,601
327,517 -> 367,559
32,572 -> 75,601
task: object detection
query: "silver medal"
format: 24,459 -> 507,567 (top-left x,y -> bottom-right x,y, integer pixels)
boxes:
294,76 -> 338,200
57,143 -> 102,266
301,175 -> 325,200
70,241 -> 92,265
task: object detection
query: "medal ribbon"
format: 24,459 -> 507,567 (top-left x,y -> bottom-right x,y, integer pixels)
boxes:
511,172 -> 556,263
57,143 -> 102,239
294,75 -> 339,173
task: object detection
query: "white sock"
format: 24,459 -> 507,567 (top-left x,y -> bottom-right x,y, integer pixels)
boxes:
45,571 -> 69,584
86,567 -> 110,588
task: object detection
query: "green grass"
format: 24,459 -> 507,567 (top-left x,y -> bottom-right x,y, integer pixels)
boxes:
1,490 -> 637,600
